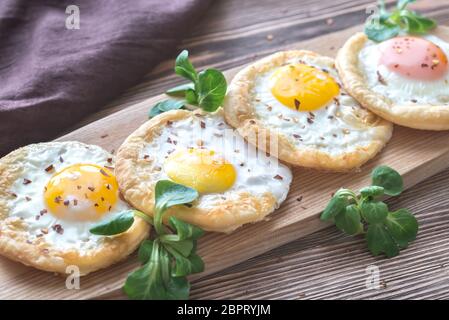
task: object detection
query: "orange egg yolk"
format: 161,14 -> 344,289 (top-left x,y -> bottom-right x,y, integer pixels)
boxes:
379,36 -> 448,81
164,148 -> 236,194
44,164 -> 119,221
270,63 -> 340,112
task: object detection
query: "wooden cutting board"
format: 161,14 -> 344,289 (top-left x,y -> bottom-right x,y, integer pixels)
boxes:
1,25 -> 449,299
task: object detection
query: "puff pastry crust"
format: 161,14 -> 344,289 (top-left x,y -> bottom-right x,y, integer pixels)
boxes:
336,28 -> 449,130
115,109 -> 282,233
223,50 -> 393,171
0,142 -> 149,275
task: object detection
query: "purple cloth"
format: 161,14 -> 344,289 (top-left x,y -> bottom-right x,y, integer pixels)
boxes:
0,0 -> 210,156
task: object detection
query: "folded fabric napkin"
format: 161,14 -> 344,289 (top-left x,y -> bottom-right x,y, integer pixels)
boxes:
0,0 -> 211,156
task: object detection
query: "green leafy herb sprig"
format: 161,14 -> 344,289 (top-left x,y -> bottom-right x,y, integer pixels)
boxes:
90,180 -> 204,300
321,165 -> 418,258
365,0 -> 437,42
149,50 -> 227,118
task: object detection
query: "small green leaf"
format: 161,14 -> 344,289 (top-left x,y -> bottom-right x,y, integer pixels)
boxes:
124,242 -> 190,300
371,165 -> 403,196
360,201 -> 389,224
166,83 -> 195,97
385,209 -> 418,248
397,0 -> 415,10
161,238 -> 194,257
185,89 -> 198,105
155,180 -> 199,211
366,224 -> 400,258
196,69 -> 227,112
138,240 -> 154,264
360,186 -> 385,198
169,216 -> 204,241
89,210 -> 134,235
148,100 -> 185,119
321,194 -> 348,221
365,21 -> 400,42
174,50 -> 197,83
335,204 -> 363,235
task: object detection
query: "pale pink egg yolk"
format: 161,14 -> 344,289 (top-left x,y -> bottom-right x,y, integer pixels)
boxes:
378,36 -> 448,81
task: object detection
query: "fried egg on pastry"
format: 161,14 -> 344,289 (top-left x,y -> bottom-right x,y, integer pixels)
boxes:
0,142 -> 149,275
115,109 -> 292,233
336,28 -> 449,130
223,50 -> 393,171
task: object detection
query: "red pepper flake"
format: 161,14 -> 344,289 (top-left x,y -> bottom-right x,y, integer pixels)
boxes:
52,224 -> 64,235
294,99 -> 301,110
421,63 -> 429,68
45,164 -> 54,172
35,215 -> 40,221
307,118 -> 314,124
166,120 -> 173,127
167,137 -> 173,144
143,154 -> 150,160
293,134 -> 302,141
88,186 -> 95,192
25,196 -> 31,201
54,196 -> 62,204
59,156 -> 64,163
100,169 -> 110,177
273,174 -> 283,180
94,203 -> 99,207
23,178 -> 32,185
394,64 -> 399,68
108,205 -> 112,211
64,200 -> 70,206
332,133 -> 338,138
107,157 -> 113,164
333,98 -> 340,106
101,134 -> 109,138
249,120 -> 256,125
101,197 -> 105,202
76,185 -> 82,190
411,99 -> 418,103
40,209 -> 47,215
328,115 -> 334,120
377,71 -> 387,85
105,184 -> 111,190
73,199 -> 78,206
200,121 -> 206,129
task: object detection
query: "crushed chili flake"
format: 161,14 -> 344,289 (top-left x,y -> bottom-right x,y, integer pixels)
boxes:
88,186 -> 95,192
76,185 -> 82,190
63,200 -> 70,206
54,196 -> 62,204
8,192 -> 17,198
25,196 -> 31,201
307,118 -> 314,124
101,197 -> 105,202
166,120 -> 173,126
23,178 -> 32,185
59,156 -> 64,163
294,99 -> 301,110
101,134 -> 109,138
52,224 -> 64,235
411,99 -> 418,103
377,71 -> 387,85
100,169 -> 110,177
73,199 -> 78,206
249,120 -> 256,124
143,154 -> 150,160
40,209 -> 47,215
108,205 -> 112,211
107,157 -> 113,163
273,174 -> 283,180
308,112 -> 315,118
45,164 -> 54,172
94,203 -> 99,207
106,184 -> 111,190
35,215 -> 40,221
200,121 -> 206,129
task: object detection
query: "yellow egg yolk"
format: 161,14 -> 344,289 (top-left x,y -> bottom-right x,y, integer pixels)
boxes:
164,148 -> 236,194
44,164 -> 119,221
270,63 -> 340,112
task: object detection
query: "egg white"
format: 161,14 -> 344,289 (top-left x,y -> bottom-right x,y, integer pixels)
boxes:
7,142 -> 130,251
140,111 -> 292,210
359,35 -> 449,105
252,55 -> 384,156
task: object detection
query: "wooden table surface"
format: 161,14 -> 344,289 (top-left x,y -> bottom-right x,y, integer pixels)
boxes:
73,0 -> 449,300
